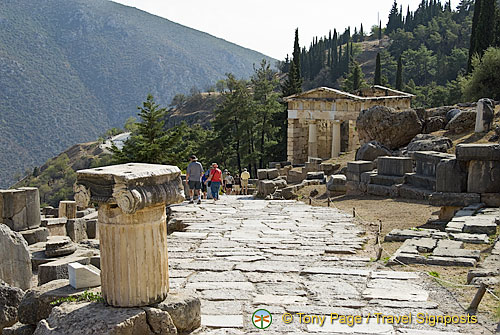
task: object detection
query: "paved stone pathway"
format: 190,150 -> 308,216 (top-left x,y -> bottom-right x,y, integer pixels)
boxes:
167,196 -> 484,334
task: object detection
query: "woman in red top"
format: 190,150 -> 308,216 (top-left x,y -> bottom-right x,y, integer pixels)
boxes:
206,163 -> 222,201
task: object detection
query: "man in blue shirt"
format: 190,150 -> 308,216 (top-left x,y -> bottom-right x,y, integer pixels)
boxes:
186,155 -> 204,204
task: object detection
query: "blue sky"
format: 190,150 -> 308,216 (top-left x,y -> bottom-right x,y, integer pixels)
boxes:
112,0 -> 459,60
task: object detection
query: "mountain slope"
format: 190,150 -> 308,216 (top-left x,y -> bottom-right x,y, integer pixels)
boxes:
0,0 -> 273,188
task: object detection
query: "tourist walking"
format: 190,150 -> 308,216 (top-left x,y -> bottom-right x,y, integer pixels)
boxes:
240,168 -> 250,195
202,167 -> 212,199
186,155 -> 203,204
225,172 -> 235,195
206,163 -> 222,201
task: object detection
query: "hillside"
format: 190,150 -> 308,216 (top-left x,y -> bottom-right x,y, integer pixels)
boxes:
0,0 -> 274,188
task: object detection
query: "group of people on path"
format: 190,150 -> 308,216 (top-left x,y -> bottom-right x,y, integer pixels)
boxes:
185,155 -> 251,204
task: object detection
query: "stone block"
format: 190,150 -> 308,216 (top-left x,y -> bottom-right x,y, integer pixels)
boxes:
437,239 -> 463,249
377,156 -> 413,176
345,181 -> 363,196
38,257 -> 90,286
480,193 -> 500,207
345,171 -> 361,182
152,290 -> 201,333
0,225 -> 32,290
68,263 -> 100,289
450,233 -> 489,244
405,173 -> 435,191
406,238 -> 437,253
371,174 -> 405,186
398,185 -> 432,200
433,247 -> 480,260
463,218 -> 497,235
439,206 -> 460,221
0,190 -> 29,232
32,301 -> 167,335
347,161 -> 373,174
306,171 -> 324,180
2,322 -> 36,335
436,159 -> 467,193
429,192 -> 481,207
256,169 -> 267,180
41,207 -> 58,217
411,151 -> 454,177
267,169 -> 279,180
58,201 -> 77,219
85,219 -> 98,239
445,220 -> 465,233
425,256 -> 476,267
66,218 -> 88,242
384,229 -> 434,242
17,187 -> 41,230
360,171 -> 377,184
326,175 -> 346,192
19,227 -> 49,245
467,160 -> 500,193
367,184 -> 391,197
456,143 -> 500,161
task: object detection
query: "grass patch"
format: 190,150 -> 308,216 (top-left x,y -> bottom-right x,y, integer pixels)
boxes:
50,291 -> 104,306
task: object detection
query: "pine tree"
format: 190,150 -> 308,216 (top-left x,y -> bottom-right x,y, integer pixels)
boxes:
396,55 -> 403,90
374,53 -> 382,85
342,61 -> 366,92
467,0 -> 482,73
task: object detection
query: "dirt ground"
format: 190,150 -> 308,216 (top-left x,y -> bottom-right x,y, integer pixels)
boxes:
296,184 -> 500,327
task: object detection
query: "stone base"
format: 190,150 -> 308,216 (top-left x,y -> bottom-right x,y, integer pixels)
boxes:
20,228 -> 49,245
41,218 -> 67,237
398,185 -> 432,200
481,193 -> 500,207
429,192 -> 481,207
152,290 -> 201,333
38,257 -> 90,286
405,173 -> 436,191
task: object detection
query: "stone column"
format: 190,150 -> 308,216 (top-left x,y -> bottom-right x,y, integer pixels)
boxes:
75,163 -> 184,307
331,121 -> 341,158
308,121 -> 318,160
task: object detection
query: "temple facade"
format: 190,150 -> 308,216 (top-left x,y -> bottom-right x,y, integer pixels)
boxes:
284,85 -> 414,164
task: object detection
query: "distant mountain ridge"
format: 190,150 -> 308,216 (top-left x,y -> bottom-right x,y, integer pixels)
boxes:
0,0 -> 274,188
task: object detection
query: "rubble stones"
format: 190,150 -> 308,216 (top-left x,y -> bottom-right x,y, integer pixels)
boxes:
38,257 -> 90,286
0,225 -> 32,290
356,106 -> 423,150
407,134 -> 452,153
355,141 -> 392,161
32,302 -> 162,335
445,110 -> 476,134
152,290 -> 201,333
0,281 -> 24,331
326,175 -> 347,192
18,279 -> 95,325
2,322 -> 36,335
423,116 -> 446,134
306,171 -> 324,180
19,228 -> 49,246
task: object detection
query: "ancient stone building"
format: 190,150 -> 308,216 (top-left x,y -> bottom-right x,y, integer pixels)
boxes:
285,85 -> 414,164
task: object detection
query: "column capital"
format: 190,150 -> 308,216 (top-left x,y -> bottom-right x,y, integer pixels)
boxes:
74,163 -> 185,213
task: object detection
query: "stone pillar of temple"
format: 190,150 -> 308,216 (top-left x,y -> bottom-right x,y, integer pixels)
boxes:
59,200 -> 77,219
331,121 -> 341,158
308,121 -> 318,160
74,163 -> 184,307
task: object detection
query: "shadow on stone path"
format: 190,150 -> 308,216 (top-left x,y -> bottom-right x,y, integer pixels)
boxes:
168,196 -> 486,334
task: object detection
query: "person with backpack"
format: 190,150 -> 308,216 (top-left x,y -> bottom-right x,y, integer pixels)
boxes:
186,155 -> 203,204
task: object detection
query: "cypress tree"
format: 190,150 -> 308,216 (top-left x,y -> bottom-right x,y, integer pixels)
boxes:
360,24 -> 364,41
378,21 -> 382,40
282,28 -> 303,96
467,0 -> 482,73
475,0 -> 497,57
374,53 -> 382,85
396,55 -> 403,90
